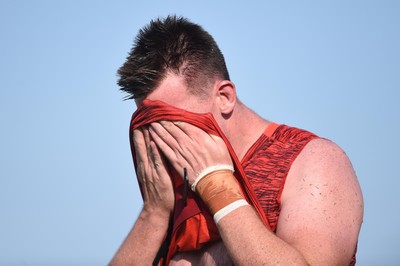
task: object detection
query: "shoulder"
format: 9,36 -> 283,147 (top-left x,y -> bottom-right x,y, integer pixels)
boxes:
282,138 -> 362,207
277,138 -> 364,264
298,138 -> 349,165
290,138 -> 356,184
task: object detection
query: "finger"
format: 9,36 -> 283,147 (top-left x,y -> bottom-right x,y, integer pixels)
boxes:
163,122 -> 232,174
169,121 -> 220,148
143,127 -> 158,174
152,121 -> 202,164
148,123 -> 178,163
133,128 -> 148,164
149,122 -> 186,154
150,121 -> 188,147
171,121 -> 206,138
149,140 -> 168,175
132,128 -> 144,153
133,128 -> 150,186
142,126 -> 153,151
154,121 -> 200,159
159,120 -> 195,142
150,122 -> 196,177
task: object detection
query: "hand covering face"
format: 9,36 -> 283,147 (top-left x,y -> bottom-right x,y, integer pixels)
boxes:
129,99 -> 271,264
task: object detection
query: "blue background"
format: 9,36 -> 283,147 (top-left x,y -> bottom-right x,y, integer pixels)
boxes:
1,1 -> 399,265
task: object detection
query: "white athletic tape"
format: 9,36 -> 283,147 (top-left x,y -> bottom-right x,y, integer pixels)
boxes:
191,164 -> 235,192
213,199 -> 249,224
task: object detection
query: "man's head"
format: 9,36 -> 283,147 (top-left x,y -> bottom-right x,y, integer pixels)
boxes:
117,15 -> 230,101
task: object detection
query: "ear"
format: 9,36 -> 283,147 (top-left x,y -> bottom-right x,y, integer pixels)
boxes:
214,80 -> 236,115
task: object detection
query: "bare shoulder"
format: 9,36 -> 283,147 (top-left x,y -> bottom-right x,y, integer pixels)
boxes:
287,138 -> 360,188
277,138 -> 364,265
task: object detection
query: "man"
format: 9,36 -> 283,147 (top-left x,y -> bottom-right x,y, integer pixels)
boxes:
110,15 -> 363,265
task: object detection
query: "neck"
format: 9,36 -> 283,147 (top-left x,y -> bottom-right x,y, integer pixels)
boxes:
220,101 -> 270,161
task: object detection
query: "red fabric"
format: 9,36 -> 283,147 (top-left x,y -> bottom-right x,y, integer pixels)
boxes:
129,99 -> 271,264
241,123 -> 319,231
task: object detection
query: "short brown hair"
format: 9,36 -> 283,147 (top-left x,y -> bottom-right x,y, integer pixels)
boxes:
117,15 -> 230,100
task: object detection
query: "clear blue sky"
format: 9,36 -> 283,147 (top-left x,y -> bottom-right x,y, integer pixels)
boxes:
1,1 -> 399,265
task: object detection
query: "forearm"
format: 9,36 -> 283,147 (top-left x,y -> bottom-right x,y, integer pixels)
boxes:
109,208 -> 169,266
111,127 -> 174,265
218,205 -> 308,266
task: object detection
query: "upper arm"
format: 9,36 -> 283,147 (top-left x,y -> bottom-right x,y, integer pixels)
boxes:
276,139 -> 363,265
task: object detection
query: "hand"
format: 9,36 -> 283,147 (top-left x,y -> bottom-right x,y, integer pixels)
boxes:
133,127 -> 174,216
148,121 -> 233,185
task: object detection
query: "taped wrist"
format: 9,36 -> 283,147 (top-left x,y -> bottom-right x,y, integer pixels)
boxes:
191,164 -> 235,192
194,169 -> 249,224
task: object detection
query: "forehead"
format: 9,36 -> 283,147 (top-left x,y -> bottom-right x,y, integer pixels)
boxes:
135,73 -> 213,114
149,75 -> 187,99
135,74 -> 189,108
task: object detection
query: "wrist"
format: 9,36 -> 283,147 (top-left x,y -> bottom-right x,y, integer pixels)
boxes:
140,205 -> 171,228
195,169 -> 249,223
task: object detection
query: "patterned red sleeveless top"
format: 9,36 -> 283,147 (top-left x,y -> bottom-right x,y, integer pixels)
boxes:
242,123 -> 356,265
243,123 -> 317,230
